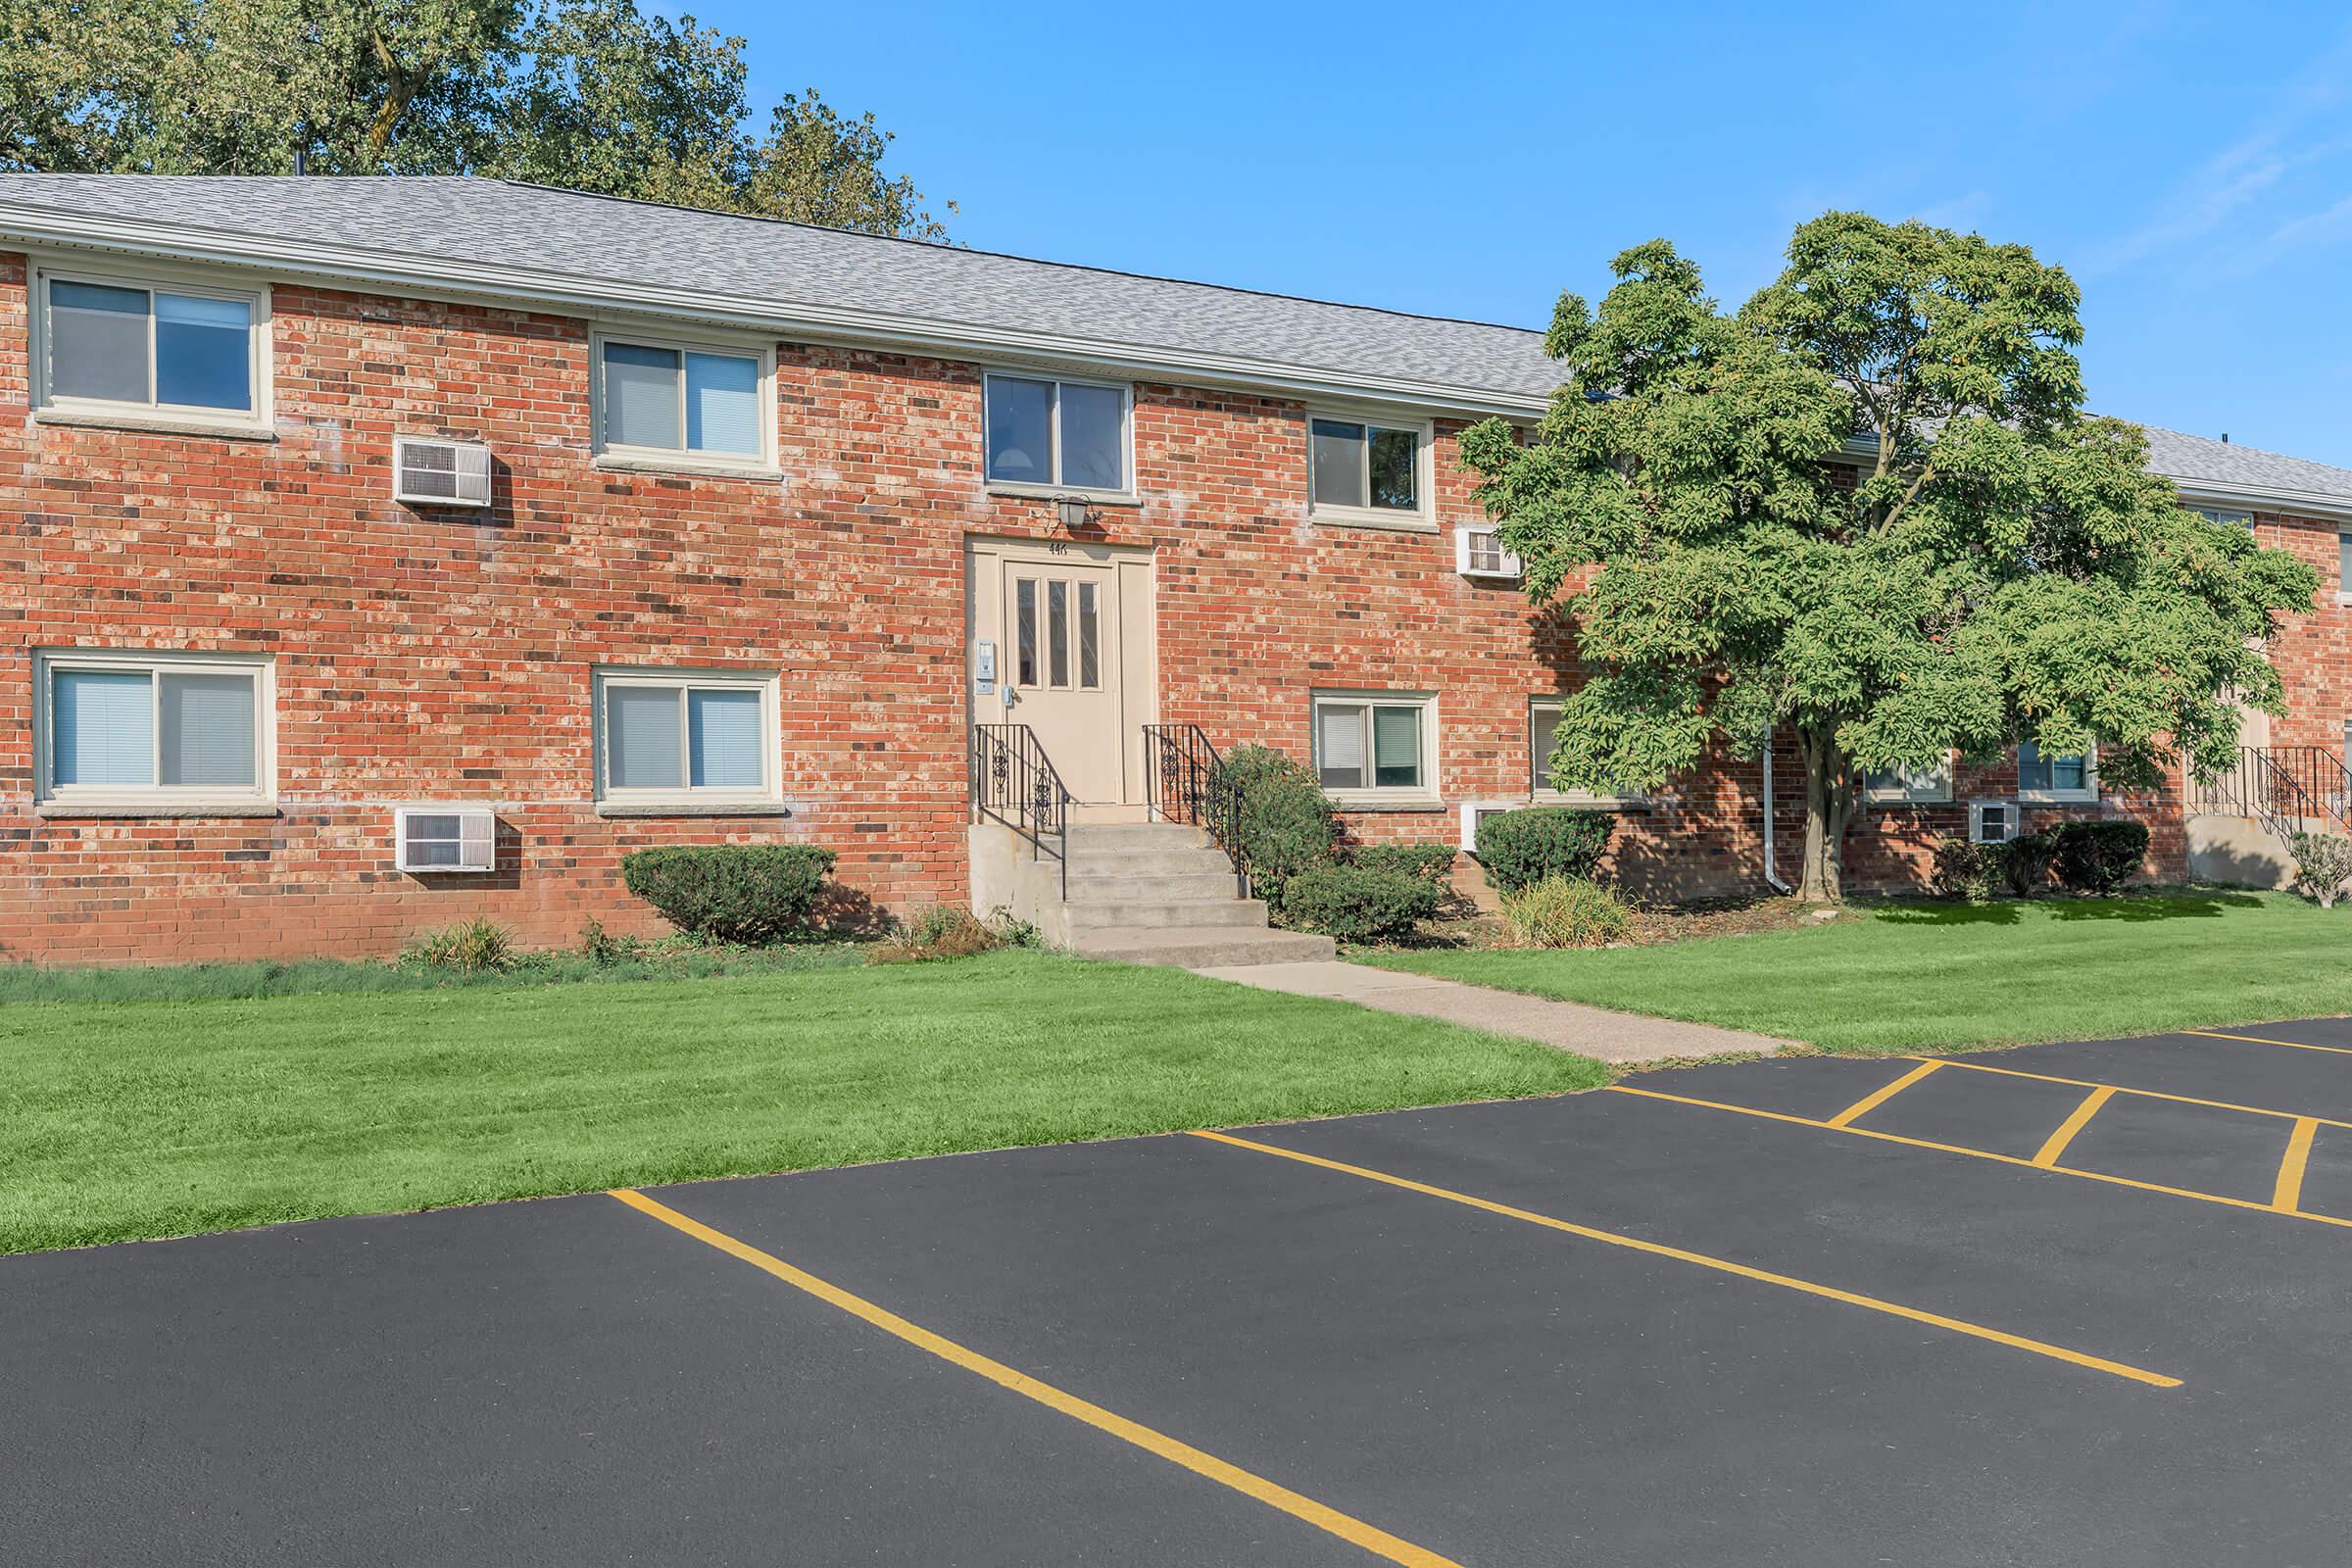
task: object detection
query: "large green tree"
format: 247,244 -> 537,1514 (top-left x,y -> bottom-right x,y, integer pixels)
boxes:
0,0 -> 951,238
1461,212 -> 2319,902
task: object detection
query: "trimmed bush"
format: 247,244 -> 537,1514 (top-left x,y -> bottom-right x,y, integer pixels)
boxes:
401,917 -> 514,973
2290,830 -> 2352,908
1499,875 -> 1633,949
1474,806 -> 1615,894
621,845 -> 838,944
1352,842 -> 1457,885
2003,830 -> 2058,897
1219,744 -> 1338,906
1929,838 -> 2005,902
1280,862 -> 1443,944
2048,819 -> 2149,895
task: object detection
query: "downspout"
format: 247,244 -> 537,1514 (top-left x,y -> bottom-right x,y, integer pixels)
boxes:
1760,725 -> 1794,895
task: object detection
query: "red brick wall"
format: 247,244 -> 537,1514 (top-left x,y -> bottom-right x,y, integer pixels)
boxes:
0,254 -> 2314,961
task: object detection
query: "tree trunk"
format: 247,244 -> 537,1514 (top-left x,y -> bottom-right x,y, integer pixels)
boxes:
1795,725 -> 1854,904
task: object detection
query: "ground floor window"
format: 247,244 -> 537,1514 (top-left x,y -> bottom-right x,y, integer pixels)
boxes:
2018,741 -> 2094,802
1528,697 -> 1642,805
594,666 -> 779,805
1313,690 -> 1437,805
34,649 -> 270,804
1862,755 -> 1953,805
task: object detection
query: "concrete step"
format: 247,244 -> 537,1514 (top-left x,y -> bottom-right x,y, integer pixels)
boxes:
1063,847 -> 1236,879
1064,869 -> 1246,902
1064,898 -> 1269,931
1068,924 -> 1338,967
1065,821 -> 1210,853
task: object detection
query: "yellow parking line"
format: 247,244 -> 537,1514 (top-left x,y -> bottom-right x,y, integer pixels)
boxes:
2185,1028 -> 2352,1058
2032,1088 -> 2116,1168
1825,1059 -> 1944,1128
1915,1055 -> 2352,1130
1606,1084 -> 2352,1233
2277,1119 -> 2321,1213
608,1188 -> 1462,1568
1188,1130 -> 2180,1390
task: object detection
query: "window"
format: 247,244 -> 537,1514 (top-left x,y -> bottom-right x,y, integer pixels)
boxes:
34,650 -> 270,806
1456,523 -> 1522,579
1862,757 -> 1953,804
2018,741 -> 2095,802
593,332 -> 771,467
2195,507 -> 2253,530
1528,698 -> 1641,805
594,668 -> 779,804
1308,416 -> 1427,524
1314,691 -> 1437,803
983,374 -> 1132,495
37,269 -> 265,421
2338,532 -> 2351,598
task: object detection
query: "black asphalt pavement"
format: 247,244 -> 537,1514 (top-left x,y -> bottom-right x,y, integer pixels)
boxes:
13,1018 -> 2352,1565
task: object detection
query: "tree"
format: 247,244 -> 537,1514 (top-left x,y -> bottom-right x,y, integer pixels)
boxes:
1460,213 -> 2319,902
0,0 -> 952,239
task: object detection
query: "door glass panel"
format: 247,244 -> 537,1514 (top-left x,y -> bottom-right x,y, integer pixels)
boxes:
1077,581 -> 1100,689
1048,580 -> 1069,687
1318,703 -> 1366,789
1372,705 -> 1422,788
1015,578 -> 1038,685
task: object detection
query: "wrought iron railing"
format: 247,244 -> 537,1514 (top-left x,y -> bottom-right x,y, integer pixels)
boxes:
2186,746 -> 2352,839
971,723 -> 1073,899
1142,723 -> 1248,898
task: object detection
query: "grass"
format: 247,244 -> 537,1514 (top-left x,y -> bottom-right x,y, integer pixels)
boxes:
0,950 -> 1604,1254
1359,890 -> 2352,1054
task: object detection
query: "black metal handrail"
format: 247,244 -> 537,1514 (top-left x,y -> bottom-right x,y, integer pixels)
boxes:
971,723 -> 1073,899
1142,723 -> 1247,898
2186,746 -> 2352,839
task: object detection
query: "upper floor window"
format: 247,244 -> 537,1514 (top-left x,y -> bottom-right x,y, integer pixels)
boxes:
33,649 -> 272,808
594,666 -> 779,807
2337,532 -> 2351,598
1308,416 -> 1428,527
1314,689 -> 1438,806
2195,507 -> 2253,530
593,330 -> 772,471
2018,741 -> 2095,802
984,373 -> 1131,496
36,268 -> 267,425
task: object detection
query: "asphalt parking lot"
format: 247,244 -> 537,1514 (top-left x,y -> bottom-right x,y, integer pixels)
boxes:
13,1018 -> 2352,1566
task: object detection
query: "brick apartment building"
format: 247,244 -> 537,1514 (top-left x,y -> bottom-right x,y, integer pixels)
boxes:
4,175 -> 2348,963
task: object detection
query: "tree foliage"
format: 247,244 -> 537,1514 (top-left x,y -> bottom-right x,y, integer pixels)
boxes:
0,0 -> 951,238
1462,212 -> 2319,900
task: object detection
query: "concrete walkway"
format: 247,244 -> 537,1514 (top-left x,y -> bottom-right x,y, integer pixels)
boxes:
1188,959 -> 1791,1064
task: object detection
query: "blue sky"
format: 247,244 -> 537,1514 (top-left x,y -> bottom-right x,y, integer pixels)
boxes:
676,1 -> 2352,466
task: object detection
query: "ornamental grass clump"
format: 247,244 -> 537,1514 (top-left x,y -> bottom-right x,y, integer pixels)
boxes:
1498,876 -> 1632,950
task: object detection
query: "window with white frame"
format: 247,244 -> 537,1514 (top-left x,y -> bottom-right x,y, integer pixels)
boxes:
594,332 -> 771,466
34,650 -> 271,805
1314,691 -> 1437,802
983,373 -> 1132,494
595,667 -> 779,804
1528,697 -> 1641,805
37,268 -> 265,420
1308,416 -> 1425,522
2337,531 -> 2351,597
2194,506 -> 2254,530
2018,740 -> 2095,802
1862,755 -> 1954,804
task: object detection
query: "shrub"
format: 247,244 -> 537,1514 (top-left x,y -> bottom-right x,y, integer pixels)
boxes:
401,917 -> 514,973
2290,830 -> 2352,908
576,918 -> 643,966
621,845 -> 838,944
1219,744 -> 1338,906
1929,838 -> 2005,902
2048,819 -> 2150,895
868,905 -> 1004,964
2003,831 -> 2057,897
1279,862 -> 1443,944
1499,875 -> 1633,949
1474,807 -> 1615,894
1352,842 -> 1457,885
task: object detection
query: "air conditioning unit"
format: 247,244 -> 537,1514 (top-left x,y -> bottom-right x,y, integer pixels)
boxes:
1454,524 -> 1522,580
393,436 -> 493,507
1969,801 -> 2020,845
1461,801 -> 1516,853
395,807 -> 498,872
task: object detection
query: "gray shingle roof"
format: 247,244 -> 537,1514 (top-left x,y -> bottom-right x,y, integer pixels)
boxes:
0,173 -> 2345,508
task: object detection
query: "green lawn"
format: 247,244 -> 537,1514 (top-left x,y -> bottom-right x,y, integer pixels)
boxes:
0,950 -> 1602,1254
1360,891 -> 2352,1054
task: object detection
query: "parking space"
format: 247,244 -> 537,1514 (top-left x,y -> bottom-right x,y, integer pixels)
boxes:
11,1017 -> 2352,1564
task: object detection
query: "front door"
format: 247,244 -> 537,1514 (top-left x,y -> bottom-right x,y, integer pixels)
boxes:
967,538 -> 1154,805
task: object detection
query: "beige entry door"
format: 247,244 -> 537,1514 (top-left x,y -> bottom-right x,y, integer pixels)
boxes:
967,538 -> 1154,805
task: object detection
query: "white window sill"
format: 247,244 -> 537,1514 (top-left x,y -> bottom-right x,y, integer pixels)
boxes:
36,797 -> 279,819
1533,792 -> 1649,810
986,480 -> 1143,508
2334,591 -> 2351,607
34,406 -> 275,442
1865,795 -> 1954,808
2018,791 -> 2098,805
595,799 -> 793,818
1328,792 -> 1446,813
593,452 -> 781,482
1460,570 -> 1523,584
1310,505 -> 1437,534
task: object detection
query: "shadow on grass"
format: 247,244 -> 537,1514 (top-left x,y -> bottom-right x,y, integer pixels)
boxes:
1872,891 -> 2268,926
